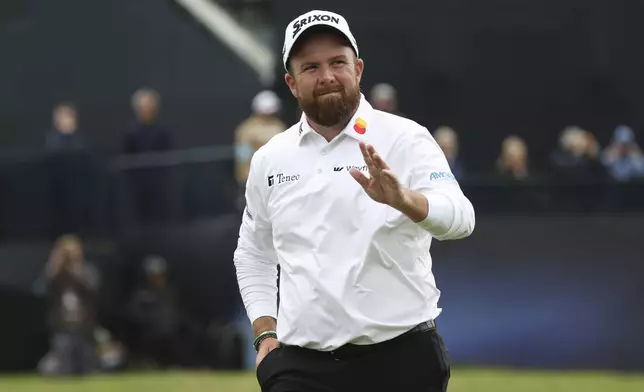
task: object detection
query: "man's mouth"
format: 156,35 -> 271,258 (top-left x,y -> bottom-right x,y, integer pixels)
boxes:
317,89 -> 343,97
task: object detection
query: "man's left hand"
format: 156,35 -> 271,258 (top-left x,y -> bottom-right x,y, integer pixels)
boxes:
350,142 -> 407,209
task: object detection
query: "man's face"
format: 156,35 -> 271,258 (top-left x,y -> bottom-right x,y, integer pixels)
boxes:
285,33 -> 363,127
436,132 -> 457,157
505,144 -> 527,170
135,94 -> 158,124
59,244 -> 83,272
53,107 -> 77,134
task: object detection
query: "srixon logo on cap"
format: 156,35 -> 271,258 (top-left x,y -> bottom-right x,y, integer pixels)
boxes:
292,14 -> 340,38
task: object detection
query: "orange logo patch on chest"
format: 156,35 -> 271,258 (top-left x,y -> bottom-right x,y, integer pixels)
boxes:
353,117 -> 367,134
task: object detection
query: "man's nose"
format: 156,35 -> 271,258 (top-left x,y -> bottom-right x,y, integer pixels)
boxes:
318,65 -> 336,84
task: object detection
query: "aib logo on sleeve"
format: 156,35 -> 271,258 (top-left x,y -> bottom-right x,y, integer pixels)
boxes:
429,171 -> 456,181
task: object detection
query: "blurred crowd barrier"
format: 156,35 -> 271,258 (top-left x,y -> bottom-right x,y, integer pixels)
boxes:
0,147 -> 238,240
1,147 -> 643,241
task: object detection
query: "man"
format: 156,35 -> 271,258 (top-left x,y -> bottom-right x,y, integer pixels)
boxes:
234,90 -> 286,208
124,88 -> 174,154
369,82 -> 399,114
549,126 -> 603,182
234,10 -> 475,392
46,102 -> 87,151
42,235 -> 101,375
434,126 -> 464,180
45,102 -> 93,237
601,125 -> 644,182
497,135 -> 530,182
126,256 -> 194,368
123,88 -> 174,224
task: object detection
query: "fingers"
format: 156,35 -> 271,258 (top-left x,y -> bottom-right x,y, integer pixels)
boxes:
350,167 -> 371,189
360,142 -> 390,177
371,151 -> 390,170
359,142 -> 378,178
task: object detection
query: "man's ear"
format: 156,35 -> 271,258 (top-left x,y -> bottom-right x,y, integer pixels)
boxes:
285,73 -> 298,98
355,58 -> 364,83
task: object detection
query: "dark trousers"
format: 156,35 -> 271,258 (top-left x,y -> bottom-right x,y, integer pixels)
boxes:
257,327 -> 450,392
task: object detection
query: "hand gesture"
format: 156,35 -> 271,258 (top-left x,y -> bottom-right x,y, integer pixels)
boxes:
350,142 -> 405,209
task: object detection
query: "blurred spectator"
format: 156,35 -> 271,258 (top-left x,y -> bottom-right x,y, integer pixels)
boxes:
45,103 -> 94,237
433,126 -> 464,179
124,88 -> 174,153
234,90 -> 285,206
497,135 -> 530,181
369,82 -> 399,115
125,256 -> 195,368
601,125 -> 644,182
549,126 -> 604,181
124,88 -> 175,224
46,103 -> 86,151
38,235 -> 101,375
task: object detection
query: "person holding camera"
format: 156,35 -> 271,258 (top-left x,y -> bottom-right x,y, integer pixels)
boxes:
40,235 -> 100,375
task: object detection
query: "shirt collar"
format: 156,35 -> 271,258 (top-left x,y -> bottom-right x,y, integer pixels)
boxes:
298,94 -> 374,144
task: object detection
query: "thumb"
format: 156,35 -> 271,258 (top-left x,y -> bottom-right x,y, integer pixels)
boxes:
350,168 -> 370,188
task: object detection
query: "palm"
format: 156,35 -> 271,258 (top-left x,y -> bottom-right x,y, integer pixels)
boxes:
350,142 -> 404,208
361,170 -> 400,205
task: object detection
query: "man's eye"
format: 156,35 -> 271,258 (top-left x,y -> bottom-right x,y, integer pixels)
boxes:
304,65 -> 317,71
332,60 -> 345,66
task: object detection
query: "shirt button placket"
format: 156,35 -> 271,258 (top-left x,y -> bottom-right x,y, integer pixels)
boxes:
318,147 -> 328,175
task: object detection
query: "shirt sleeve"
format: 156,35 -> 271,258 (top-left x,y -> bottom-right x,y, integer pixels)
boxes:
405,128 -> 475,240
233,152 -> 279,323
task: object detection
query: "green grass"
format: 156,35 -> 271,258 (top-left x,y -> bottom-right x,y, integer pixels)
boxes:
1,369 -> 643,392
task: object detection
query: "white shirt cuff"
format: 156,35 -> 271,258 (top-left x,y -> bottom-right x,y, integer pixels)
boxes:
416,193 -> 454,236
247,301 -> 278,325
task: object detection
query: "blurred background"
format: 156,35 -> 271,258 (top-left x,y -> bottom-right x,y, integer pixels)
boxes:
1,0 -> 643,390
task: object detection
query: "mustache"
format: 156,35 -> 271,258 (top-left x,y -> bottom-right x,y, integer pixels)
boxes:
314,86 -> 345,97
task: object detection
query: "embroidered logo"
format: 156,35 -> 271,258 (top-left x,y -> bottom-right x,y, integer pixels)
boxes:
353,117 -> 367,134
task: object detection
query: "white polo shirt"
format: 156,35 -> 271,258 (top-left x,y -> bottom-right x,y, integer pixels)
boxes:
234,95 -> 475,351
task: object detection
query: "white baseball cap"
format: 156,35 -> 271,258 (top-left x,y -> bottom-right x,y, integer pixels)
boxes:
282,10 -> 359,71
371,83 -> 397,101
251,90 -> 281,115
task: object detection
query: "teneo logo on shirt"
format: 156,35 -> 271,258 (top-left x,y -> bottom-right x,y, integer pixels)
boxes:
268,173 -> 300,187
429,171 -> 456,181
333,165 -> 368,172
292,14 -> 340,38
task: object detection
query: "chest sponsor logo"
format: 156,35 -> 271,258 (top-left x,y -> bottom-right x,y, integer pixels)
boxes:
333,165 -> 368,172
353,117 -> 367,135
268,173 -> 300,187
